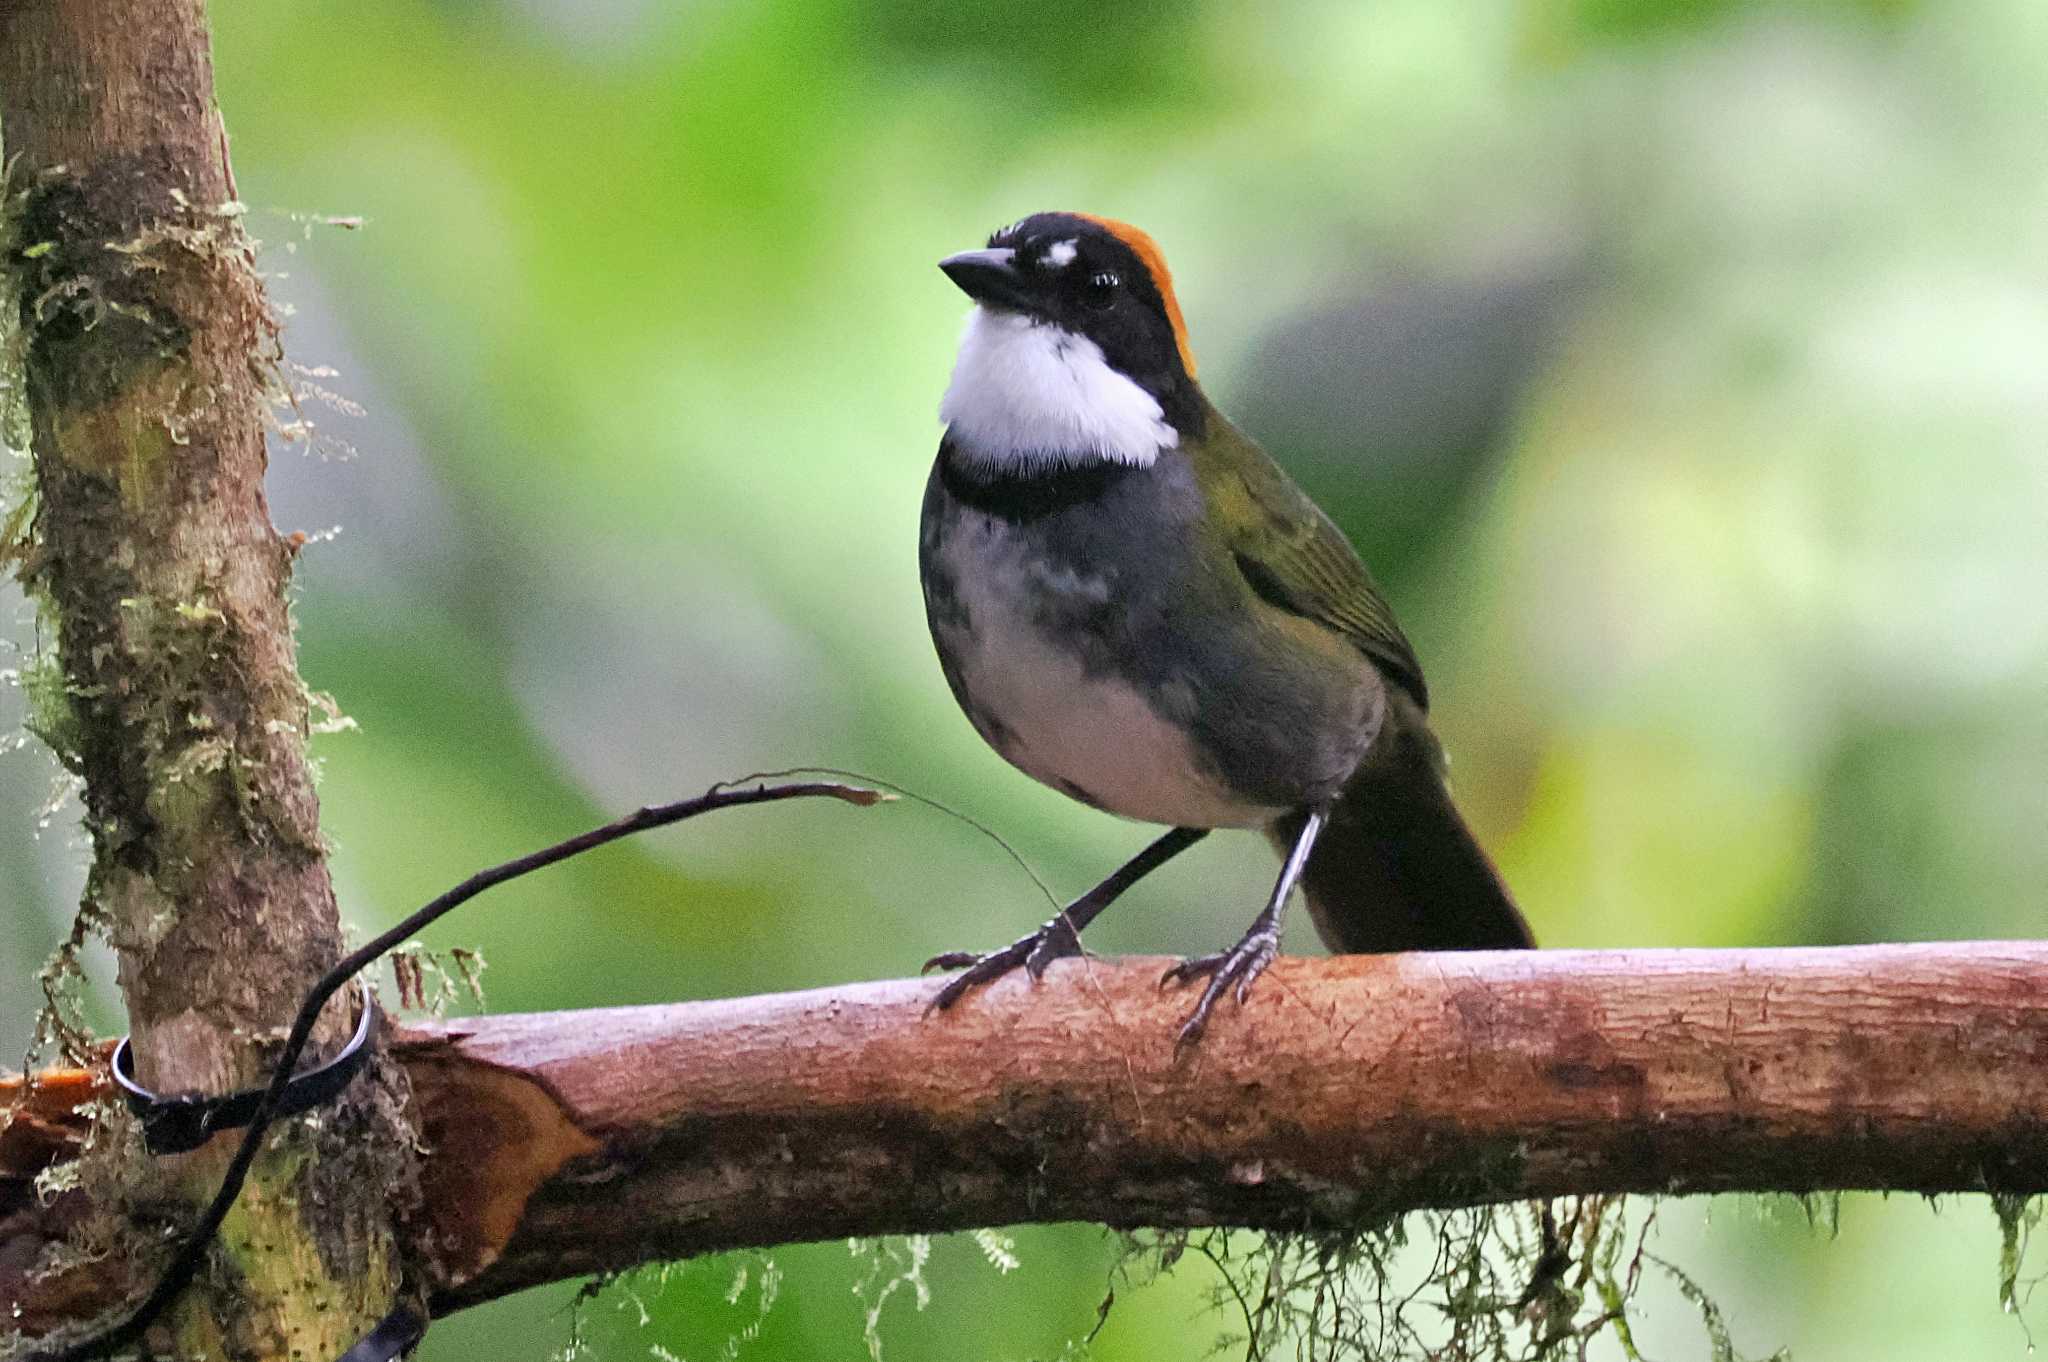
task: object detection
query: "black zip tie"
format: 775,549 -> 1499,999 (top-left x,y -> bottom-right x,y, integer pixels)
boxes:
109,995 -> 377,1156
334,1304 -> 425,1362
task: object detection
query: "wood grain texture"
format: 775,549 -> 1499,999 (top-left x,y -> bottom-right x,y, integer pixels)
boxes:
6,943 -> 2045,1336
412,942 -> 2048,1307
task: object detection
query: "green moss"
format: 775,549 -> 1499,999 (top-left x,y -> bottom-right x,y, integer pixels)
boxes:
1994,1193 -> 2043,1316
1,162 -> 27,459
1099,1198 -> 1786,1362
18,644 -> 86,774
386,941 -> 488,1015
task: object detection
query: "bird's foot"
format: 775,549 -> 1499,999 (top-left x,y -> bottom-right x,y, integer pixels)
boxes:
1161,923 -> 1281,1046
922,912 -> 1086,1011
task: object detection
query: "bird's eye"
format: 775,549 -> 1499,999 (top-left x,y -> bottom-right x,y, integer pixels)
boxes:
1083,271 -> 1120,310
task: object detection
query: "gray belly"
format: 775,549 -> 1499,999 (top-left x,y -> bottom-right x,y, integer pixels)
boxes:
923,509 -> 1285,830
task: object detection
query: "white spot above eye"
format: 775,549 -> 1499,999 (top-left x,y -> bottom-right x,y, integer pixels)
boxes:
1041,238 -> 1078,269
939,307 -> 1177,470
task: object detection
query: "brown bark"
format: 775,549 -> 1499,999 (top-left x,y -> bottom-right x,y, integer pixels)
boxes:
7,944 -> 2046,1336
1,2 -> 410,1356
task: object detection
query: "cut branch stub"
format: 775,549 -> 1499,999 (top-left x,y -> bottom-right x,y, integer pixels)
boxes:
6,942 -> 2047,1337
415,942 -> 2048,1307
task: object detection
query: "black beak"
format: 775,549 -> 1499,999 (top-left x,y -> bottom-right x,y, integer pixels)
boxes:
939,247 -> 1032,312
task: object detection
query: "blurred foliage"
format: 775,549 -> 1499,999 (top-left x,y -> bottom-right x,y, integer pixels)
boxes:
3,0 -> 2045,1356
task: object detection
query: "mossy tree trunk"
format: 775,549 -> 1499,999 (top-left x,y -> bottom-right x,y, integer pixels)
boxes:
0,2 -> 416,1357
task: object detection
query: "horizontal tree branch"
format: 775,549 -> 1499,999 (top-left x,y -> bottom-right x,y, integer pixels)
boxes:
6,941 -> 2047,1337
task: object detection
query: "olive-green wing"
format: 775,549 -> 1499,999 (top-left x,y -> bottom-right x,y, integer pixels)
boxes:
1201,420 -> 1429,707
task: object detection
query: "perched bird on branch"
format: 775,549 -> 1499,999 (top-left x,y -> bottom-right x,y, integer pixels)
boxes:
919,212 -> 1533,1042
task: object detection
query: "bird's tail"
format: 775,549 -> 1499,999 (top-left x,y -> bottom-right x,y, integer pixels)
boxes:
1272,699 -> 1533,954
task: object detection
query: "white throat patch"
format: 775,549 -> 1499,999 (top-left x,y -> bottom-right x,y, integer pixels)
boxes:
939,306 -> 1177,470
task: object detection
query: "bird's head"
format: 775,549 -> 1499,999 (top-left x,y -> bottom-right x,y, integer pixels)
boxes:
938,212 -> 1204,470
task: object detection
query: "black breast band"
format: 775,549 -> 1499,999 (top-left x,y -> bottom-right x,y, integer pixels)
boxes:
936,441 -> 1143,524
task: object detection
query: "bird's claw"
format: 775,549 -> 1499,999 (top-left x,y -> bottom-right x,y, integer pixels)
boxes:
924,914 -> 1086,1012
1162,928 -> 1280,1045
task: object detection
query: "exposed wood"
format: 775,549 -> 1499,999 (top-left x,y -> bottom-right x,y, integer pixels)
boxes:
6,942 -> 2045,1337
0,1065 -> 117,1340
0,2 -> 412,1355
403,1048 -> 601,1286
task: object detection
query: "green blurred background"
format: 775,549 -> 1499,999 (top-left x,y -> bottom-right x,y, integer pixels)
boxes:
5,0 -> 2046,1356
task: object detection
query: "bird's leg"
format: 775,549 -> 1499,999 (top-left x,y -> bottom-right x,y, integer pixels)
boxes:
1164,805 -> 1329,1045
925,826 -> 1209,1010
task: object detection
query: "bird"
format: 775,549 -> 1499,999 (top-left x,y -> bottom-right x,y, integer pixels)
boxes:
917,212 -> 1533,1043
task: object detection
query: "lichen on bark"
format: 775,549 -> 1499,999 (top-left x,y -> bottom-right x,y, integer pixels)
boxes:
0,2 -> 418,1355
